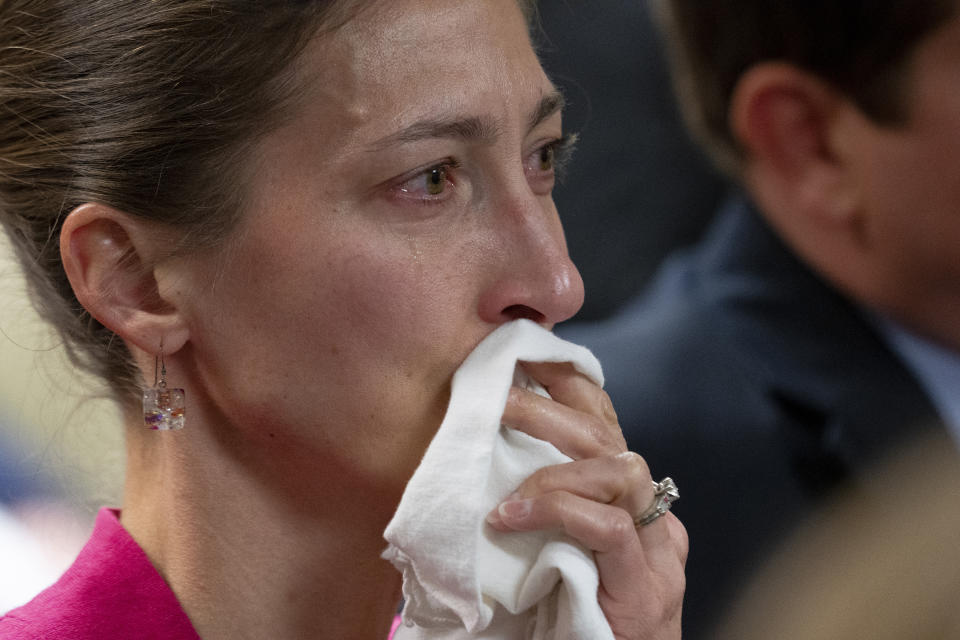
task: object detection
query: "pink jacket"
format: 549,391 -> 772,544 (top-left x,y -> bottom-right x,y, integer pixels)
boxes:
1,508 -> 402,639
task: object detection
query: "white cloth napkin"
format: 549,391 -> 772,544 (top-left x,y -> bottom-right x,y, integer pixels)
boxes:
382,319 -> 614,640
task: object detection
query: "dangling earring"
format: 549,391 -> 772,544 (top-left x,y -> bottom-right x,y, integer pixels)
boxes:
142,344 -> 185,431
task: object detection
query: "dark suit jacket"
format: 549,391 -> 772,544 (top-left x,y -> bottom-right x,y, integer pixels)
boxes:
558,195 -> 941,639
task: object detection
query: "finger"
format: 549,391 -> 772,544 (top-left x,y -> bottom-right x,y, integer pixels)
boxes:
597,534 -> 686,640
518,361 -> 618,423
637,512 -> 689,570
497,453 -> 685,567
488,491 -> 684,603
595,511 -> 686,635
502,386 -> 626,460
487,489 -> 687,638
493,452 -> 654,519
486,469 -> 683,575
486,489 -> 642,552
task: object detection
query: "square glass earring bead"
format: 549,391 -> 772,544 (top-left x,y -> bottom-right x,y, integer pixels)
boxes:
143,351 -> 185,430
143,386 -> 186,430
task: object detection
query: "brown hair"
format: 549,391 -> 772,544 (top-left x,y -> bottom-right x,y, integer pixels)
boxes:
1,0 -> 539,406
0,0 -> 380,404
652,0 -> 957,175
0,0 -> 540,406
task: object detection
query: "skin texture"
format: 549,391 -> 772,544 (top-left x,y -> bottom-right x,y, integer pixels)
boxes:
58,1 -> 687,638
736,10 -> 960,352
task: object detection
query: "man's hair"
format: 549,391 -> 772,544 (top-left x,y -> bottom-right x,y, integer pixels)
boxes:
653,0 -> 957,175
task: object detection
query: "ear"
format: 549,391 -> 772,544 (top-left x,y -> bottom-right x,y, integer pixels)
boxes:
60,203 -> 189,356
730,62 -> 860,226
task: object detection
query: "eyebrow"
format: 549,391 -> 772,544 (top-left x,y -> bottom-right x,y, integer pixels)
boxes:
528,91 -> 565,132
367,90 -> 565,151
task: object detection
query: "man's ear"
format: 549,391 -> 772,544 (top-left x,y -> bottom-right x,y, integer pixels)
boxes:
60,203 -> 189,355
730,62 -> 860,227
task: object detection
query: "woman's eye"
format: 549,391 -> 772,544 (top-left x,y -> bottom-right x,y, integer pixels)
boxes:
524,134 -> 576,194
424,166 -> 447,195
538,144 -> 555,171
397,162 -> 456,200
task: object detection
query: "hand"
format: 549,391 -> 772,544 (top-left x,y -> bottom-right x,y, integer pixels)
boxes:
485,361 -> 687,640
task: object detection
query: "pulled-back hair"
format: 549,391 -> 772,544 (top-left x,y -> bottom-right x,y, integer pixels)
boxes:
1,0 -> 539,405
653,0 -> 957,175
0,0 -> 376,404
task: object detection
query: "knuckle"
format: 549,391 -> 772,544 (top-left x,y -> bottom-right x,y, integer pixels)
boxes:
502,387 -> 530,427
505,385 -> 529,411
506,385 -> 523,406
672,516 -> 690,563
663,572 -> 686,619
648,573 -> 685,624
605,509 -> 638,546
616,450 -> 650,480
614,451 -> 651,505
585,418 -> 624,455
674,569 -> 687,599
662,513 -> 690,564
524,465 -> 557,496
653,589 -> 673,618
597,389 -> 618,424
543,489 -> 569,514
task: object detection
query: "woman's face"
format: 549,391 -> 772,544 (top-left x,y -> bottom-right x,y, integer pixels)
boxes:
179,0 -> 583,495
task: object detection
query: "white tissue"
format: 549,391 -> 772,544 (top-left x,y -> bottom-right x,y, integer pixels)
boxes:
382,319 -> 614,640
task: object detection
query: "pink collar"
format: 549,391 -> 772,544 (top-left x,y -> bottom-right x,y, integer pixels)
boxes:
1,508 -> 200,639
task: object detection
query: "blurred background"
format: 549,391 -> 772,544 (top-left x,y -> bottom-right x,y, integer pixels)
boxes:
0,229 -> 124,611
535,0 -> 728,322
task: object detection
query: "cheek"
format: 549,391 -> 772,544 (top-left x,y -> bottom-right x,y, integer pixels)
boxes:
858,129 -> 960,282
187,232 -> 472,482
321,242 -> 465,354
208,225 -> 482,411
257,241 -> 448,369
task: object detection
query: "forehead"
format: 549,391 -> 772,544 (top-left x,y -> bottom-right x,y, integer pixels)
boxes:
285,0 -> 553,151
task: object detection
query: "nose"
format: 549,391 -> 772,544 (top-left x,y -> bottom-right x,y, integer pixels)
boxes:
476,192 -> 585,327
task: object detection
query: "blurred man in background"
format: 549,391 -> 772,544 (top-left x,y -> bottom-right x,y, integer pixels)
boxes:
559,1 -> 959,636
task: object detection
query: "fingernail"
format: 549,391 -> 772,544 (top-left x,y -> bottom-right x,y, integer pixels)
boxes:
499,498 -> 533,521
